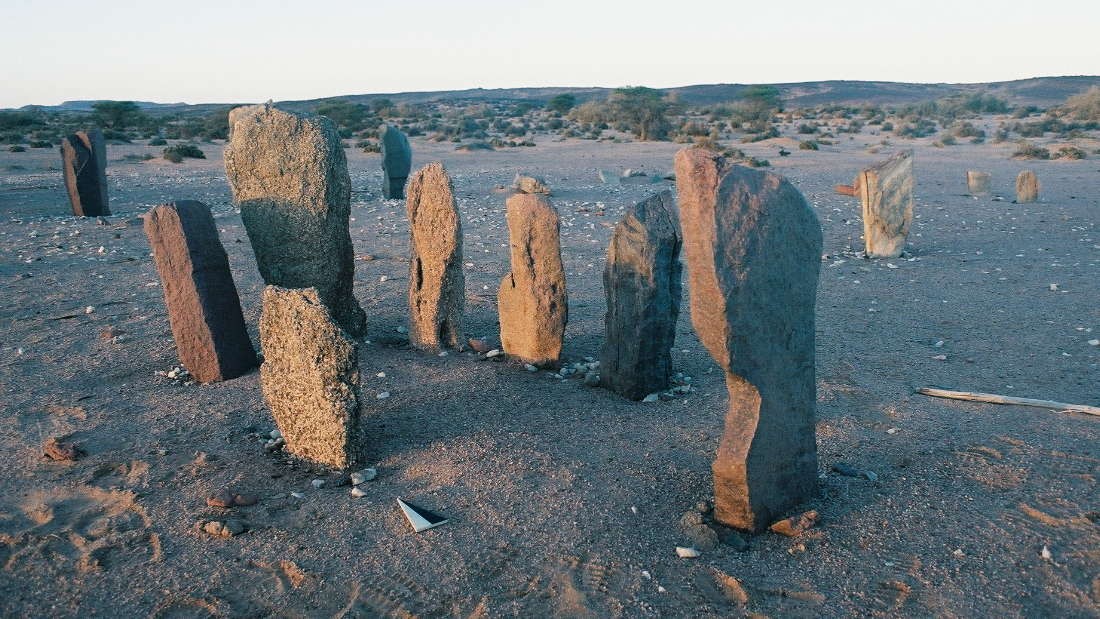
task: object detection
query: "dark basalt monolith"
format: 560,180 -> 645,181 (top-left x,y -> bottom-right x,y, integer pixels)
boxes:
600,190 -> 682,400
675,147 -> 822,532
60,129 -> 109,216
224,104 -> 366,337
381,124 -> 412,199
143,200 -> 257,383
406,162 -> 464,350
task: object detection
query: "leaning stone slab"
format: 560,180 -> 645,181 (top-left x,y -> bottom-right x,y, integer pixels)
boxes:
600,190 -> 682,400
259,286 -> 362,469
967,170 -> 991,196
498,193 -> 567,366
675,147 -> 821,532
224,104 -> 366,337
60,129 -> 109,216
381,124 -> 412,199
1016,170 -> 1039,203
144,200 -> 257,383
858,150 -> 913,258
406,162 -> 465,350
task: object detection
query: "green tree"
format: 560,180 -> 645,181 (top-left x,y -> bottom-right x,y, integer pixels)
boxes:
546,93 -> 576,114
370,98 -> 396,117
92,101 -> 146,129
607,86 -> 671,141
315,99 -> 371,132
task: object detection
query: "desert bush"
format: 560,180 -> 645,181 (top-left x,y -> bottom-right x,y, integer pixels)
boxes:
102,129 -> 132,143
799,140 -> 819,150
1012,105 -> 1040,118
92,101 -> 148,130
740,126 -> 779,143
124,153 -> 155,162
163,143 -> 205,163
1055,146 -> 1086,160
8,145 -> 26,152
1012,141 -> 1050,160
881,121 -> 894,132
148,137 -> 167,146
606,87 -> 674,141
934,134 -> 957,147
897,119 -> 937,138
797,123 -> 818,134
546,93 -> 576,114
1060,86 -> 1100,121
951,121 -> 985,138
29,140 -> 53,148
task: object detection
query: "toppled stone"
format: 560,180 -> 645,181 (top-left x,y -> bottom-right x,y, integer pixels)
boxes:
858,150 -> 914,258
966,170 -> 991,195
1016,170 -> 1039,203
683,523 -> 720,551
406,162 -> 464,350
143,200 -> 257,383
259,286 -> 362,469
768,510 -> 819,537
201,519 -> 246,538
60,129 -> 109,216
43,437 -> 82,461
498,193 -> 567,366
225,104 -> 366,337
381,124 -> 412,199
513,174 -> 551,195
600,190 -> 682,400
675,147 -> 821,532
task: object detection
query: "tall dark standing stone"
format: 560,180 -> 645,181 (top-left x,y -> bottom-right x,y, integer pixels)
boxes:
143,200 -> 257,383
498,193 -> 567,366
406,162 -> 465,350
224,104 -> 367,337
600,190 -> 682,400
381,124 -> 412,199
60,129 -> 109,216
675,148 -> 822,532
858,150 -> 913,258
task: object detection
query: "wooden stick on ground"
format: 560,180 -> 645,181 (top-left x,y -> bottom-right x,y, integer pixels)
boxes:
917,387 -> 1100,418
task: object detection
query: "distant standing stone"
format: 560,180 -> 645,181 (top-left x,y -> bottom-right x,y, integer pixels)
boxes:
600,190 -> 682,400
858,150 -> 913,258
143,200 -> 257,383
406,162 -> 465,350
1016,170 -> 1039,203
60,129 -> 109,216
512,174 -> 551,195
967,170 -> 991,196
259,286 -> 362,469
498,193 -> 567,366
381,124 -> 412,199
224,104 -> 366,337
675,147 -> 821,532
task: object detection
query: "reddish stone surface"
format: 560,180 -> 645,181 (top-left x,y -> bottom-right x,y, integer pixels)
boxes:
144,201 -> 257,383
60,129 -> 109,217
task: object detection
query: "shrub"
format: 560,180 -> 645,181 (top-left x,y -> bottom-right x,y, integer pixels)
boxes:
149,137 -> 167,146
124,153 -> 155,162
1055,146 -> 1086,160
8,145 -> 26,152
799,140 -> 819,150
881,121 -> 894,132
29,140 -> 52,148
951,121 -> 985,138
163,143 -> 205,163
797,123 -> 818,134
546,93 -> 576,114
1012,141 -> 1050,160
1060,86 -> 1100,121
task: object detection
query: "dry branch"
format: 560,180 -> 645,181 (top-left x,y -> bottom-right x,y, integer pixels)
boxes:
917,387 -> 1100,417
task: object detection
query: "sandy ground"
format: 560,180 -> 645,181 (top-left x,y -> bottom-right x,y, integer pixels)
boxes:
0,125 -> 1098,617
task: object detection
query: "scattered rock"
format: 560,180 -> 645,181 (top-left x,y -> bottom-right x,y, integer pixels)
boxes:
832,462 -> 878,481
350,487 -> 367,498
467,338 -> 491,353
768,510 -> 819,537
683,524 -> 720,551
675,546 -> 701,559
583,371 -> 600,387
201,519 -> 246,538
43,437 -> 81,461
350,468 -> 377,485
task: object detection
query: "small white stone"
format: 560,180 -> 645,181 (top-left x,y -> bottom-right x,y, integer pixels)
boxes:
377,391 -> 390,399
1089,340 -> 1099,346
676,546 -> 700,558
270,429 -> 282,439
630,506 -> 638,515
642,393 -> 660,403
350,487 -> 367,498
395,326 -> 408,334
438,351 -> 448,357
934,340 -> 944,347
1049,283 -> 1059,291
376,371 -> 386,378
887,428 -> 899,434
932,355 -> 947,361
84,305 -> 95,314
486,349 -> 503,358
311,479 -> 325,489
1041,545 -> 1052,561
291,492 -> 305,499
379,275 -> 389,282
524,363 -> 538,372
658,586 -> 667,593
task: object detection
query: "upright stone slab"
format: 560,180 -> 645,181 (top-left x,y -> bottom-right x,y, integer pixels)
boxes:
259,286 -> 362,469
1016,170 -> 1039,203
967,170 -> 991,196
224,104 -> 366,337
498,193 -> 567,366
380,124 -> 412,199
858,150 -> 913,258
60,129 -> 109,216
600,190 -> 682,400
144,200 -> 257,383
406,162 -> 465,350
675,147 -> 821,532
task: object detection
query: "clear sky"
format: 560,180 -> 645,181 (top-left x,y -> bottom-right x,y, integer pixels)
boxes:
2,0 -> 1098,108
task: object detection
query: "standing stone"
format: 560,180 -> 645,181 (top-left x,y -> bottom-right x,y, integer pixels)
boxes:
406,162 -> 465,350
675,147 -> 821,532
143,201 -> 257,383
858,150 -> 913,258
259,286 -> 362,469
600,190 -> 682,400
967,170 -> 991,196
498,193 -> 567,366
512,173 -> 551,195
224,104 -> 366,337
381,124 -> 412,199
1016,170 -> 1039,203
60,129 -> 109,216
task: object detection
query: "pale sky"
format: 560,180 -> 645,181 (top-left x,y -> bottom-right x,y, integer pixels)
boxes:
2,0 -> 1098,108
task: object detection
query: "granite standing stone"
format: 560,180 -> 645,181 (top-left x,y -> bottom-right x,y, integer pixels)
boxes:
967,170 -> 991,196
224,104 -> 366,337
600,190 -> 682,400
858,150 -> 914,258
60,129 -> 109,216
144,200 -> 257,383
406,162 -> 465,350
259,286 -> 362,469
675,147 -> 822,532
381,124 -> 412,199
498,193 -> 567,366
1016,170 -> 1039,203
